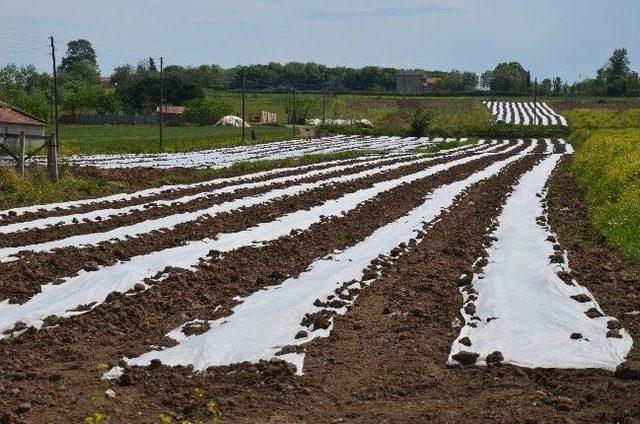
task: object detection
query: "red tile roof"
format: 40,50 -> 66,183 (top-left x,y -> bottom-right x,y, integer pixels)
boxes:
0,101 -> 46,127
156,105 -> 185,115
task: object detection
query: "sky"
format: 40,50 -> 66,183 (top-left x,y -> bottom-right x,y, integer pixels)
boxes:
1,0 -> 639,82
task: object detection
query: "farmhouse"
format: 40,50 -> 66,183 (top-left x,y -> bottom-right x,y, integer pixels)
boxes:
396,71 -> 441,94
0,101 -> 47,152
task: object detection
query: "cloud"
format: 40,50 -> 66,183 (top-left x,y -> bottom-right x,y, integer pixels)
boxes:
297,5 -> 457,20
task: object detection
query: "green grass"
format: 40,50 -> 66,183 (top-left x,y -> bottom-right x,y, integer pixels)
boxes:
564,108 -> 640,129
56,124 -> 294,155
207,91 -> 337,123
571,128 -> 640,263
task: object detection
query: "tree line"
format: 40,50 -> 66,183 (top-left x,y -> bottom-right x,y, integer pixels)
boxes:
0,38 -> 638,123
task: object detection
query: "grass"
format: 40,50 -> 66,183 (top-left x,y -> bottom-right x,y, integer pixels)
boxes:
55,123 -> 294,155
571,128 -> 640,263
564,108 -> 640,129
0,150 -> 375,209
207,91 -> 337,122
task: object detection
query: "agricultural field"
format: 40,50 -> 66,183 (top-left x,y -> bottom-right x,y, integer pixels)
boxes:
483,101 -> 568,126
54,124 -> 294,155
0,135 -> 638,423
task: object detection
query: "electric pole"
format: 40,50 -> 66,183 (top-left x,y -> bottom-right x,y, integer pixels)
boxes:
242,68 -> 246,141
48,36 -> 59,182
322,82 -> 326,125
292,87 -> 297,136
159,56 -> 164,150
534,77 -> 538,126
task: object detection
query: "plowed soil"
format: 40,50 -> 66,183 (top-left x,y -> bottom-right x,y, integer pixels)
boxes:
0,141 -> 637,424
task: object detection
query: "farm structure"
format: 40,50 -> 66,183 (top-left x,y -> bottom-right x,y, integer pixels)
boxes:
0,101 -> 46,152
396,71 -> 441,94
0,136 -> 636,422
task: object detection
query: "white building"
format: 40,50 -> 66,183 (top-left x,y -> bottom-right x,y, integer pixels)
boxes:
0,101 -> 47,154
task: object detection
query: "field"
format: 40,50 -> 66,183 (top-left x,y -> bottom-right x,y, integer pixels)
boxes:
54,124 -> 294,155
0,135 -> 638,423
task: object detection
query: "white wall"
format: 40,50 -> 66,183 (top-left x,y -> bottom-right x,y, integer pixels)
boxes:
1,124 -> 46,155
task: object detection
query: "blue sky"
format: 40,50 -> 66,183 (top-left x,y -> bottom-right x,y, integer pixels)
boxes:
1,0 -> 638,82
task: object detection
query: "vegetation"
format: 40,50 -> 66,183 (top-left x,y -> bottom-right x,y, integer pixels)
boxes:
183,98 -> 233,125
407,110 -> 435,137
571,128 -> 640,263
55,124 -> 292,155
285,95 -> 318,124
563,108 -> 640,129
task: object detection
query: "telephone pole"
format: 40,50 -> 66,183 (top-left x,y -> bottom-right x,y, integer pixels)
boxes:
242,68 -> 246,141
159,56 -> 164,150
533,77 -> 538,126
322,82 -> 326,125
48,36 -> 59,182
292,87 -> 297,135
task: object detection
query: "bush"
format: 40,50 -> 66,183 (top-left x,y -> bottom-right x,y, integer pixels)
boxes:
407,110 -> 435,137
183,98 -> 233,125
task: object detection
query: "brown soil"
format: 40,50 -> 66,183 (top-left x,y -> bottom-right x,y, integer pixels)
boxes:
0,143 -> 521,304
1,142 -> 637,424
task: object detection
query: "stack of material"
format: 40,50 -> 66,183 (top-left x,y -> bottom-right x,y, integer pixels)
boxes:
216,115 -> 250,127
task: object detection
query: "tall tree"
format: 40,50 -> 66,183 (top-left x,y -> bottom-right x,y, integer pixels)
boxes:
59,39 -> 98,73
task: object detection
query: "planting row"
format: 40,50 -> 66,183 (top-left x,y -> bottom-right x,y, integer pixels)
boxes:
484,101 -> 568,126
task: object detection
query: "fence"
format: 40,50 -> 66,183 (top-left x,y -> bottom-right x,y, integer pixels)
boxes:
60,114 -> 158,125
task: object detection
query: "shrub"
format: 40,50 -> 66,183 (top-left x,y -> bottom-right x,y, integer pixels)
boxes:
407,110 -> 435,137
183,98 -> 233,125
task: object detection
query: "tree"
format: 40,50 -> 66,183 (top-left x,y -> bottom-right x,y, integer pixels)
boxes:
285,95 -> 317,124
486,62 -> 529,92
0,64 -> 51,120
552,77 -> 563,95
59,39 -> 98,73
95,91 -> 121,115
539,78 -> 552,95
183,98 -> 233,125
597,48 -> 633,95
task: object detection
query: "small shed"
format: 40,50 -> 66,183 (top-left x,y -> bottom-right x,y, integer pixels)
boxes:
156,105 -> 185,125
0,101 -> 47,152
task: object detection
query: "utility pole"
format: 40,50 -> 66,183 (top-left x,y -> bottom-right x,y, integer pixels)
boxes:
533,77 -> 538,126
242,68 -> 246,141
48,36 -> 59,182
322,82 -> 326,125
159,56 -> 164,150
292,87 -> 297,136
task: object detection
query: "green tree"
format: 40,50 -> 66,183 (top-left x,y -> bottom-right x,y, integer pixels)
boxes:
539,78 -> 552,95
484,62 -> 529,92
59,39 -> 99,85
598,48 -> 633,95
95,91 -> 121,115
552,77 -> 563,95
285,95 -> 317,124
183,98 -> 233,125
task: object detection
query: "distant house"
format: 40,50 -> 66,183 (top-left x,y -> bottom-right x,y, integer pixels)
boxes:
396,71 -> 441,94
156,105 -> 185,125
0,101 -> 47,151
99,76 -> 111,88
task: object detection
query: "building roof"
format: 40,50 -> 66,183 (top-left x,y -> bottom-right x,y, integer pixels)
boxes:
156,105 -> 185,115
0,101 -> 47,127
